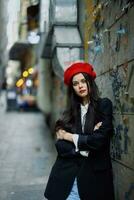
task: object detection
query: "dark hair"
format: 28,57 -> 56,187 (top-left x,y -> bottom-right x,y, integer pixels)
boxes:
55,73 -> 100,134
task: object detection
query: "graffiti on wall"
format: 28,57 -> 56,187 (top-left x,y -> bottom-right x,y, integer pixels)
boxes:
110,63 -> 134,113
109,64 -> 133,160
111,123 -> 129,160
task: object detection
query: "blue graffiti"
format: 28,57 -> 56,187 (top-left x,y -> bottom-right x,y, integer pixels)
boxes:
110,69 -> 122,105
111,124 -> 129,159
110,67 -> 128,112
112,124 -> 123,159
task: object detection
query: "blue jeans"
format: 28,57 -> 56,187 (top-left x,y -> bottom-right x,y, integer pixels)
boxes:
66,178 -> 80,200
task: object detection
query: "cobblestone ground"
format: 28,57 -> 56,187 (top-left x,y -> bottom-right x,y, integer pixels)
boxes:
0,92 -> 56,200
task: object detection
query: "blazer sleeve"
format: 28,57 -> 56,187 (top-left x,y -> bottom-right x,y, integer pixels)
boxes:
78,98 -> 114,151
55,139 -> 77,157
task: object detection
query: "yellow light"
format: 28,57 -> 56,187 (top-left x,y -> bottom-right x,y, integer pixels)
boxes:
16,79 -> 24,87
28,67 -> 33,74
23,71 -> 28,77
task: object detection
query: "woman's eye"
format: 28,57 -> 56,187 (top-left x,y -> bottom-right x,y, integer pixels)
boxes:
73,82 -> 78,86
81,79 -> 86,83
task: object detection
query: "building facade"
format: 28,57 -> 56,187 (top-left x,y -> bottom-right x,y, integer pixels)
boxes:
38,0 -> 134,199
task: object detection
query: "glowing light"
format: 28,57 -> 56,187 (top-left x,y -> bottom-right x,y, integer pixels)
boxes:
28,68 -> 34,74
26,79 -> 33,87
28,32 -> 40,44
87,40 -> 94,44
6,77 -> 14,86
23,71 -> 28,77
6,67 -> 12,75
16,79 -> 24,87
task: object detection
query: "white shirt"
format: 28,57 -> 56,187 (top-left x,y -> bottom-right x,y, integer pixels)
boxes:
72,103 -> 89,157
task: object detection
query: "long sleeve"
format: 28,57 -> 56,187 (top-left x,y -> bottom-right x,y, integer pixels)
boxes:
55,102 -> 89,157
78,98 -> 113,151
72,104 -> 89,157
55,139 -> 77,157
72,134 -> 79,152
72,134 -> 89,157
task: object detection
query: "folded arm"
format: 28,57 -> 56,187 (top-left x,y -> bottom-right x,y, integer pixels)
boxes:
78,98 -> 113,151
56,98 -> 113,152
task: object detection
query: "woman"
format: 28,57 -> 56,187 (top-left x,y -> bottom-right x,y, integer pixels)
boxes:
44,61 -> 115,200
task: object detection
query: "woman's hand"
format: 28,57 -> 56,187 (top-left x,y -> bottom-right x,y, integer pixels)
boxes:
56,129 -> 66,140
94,122 -> 102,131
56,129 -> 73,142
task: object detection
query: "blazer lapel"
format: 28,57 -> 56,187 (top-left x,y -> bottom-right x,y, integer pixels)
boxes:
75,104 -> 83,134
84,104 -> 95,135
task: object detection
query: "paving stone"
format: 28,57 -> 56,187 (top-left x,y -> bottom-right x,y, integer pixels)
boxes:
0,97 -> 56,200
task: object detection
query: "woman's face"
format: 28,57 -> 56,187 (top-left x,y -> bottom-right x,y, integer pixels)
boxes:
72,73 -> 90,99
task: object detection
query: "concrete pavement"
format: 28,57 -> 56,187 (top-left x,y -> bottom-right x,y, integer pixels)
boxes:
0,98 -> 56,200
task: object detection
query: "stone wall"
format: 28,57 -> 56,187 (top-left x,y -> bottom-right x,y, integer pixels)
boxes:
81,0 -> 134,199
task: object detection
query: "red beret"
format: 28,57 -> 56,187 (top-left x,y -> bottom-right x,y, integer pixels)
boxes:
64,62 -> 96,85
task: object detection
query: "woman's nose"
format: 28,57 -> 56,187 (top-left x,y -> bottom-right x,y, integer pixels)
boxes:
79,83 -> 83,88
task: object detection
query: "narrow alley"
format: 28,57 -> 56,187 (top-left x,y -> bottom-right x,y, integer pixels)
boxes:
0,93 -> 56,200
0,0 -> 134,199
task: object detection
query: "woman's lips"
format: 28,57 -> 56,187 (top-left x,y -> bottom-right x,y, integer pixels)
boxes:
79,90 -> 86,94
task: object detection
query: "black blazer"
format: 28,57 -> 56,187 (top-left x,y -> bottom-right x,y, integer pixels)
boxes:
44,98 -> 115,200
